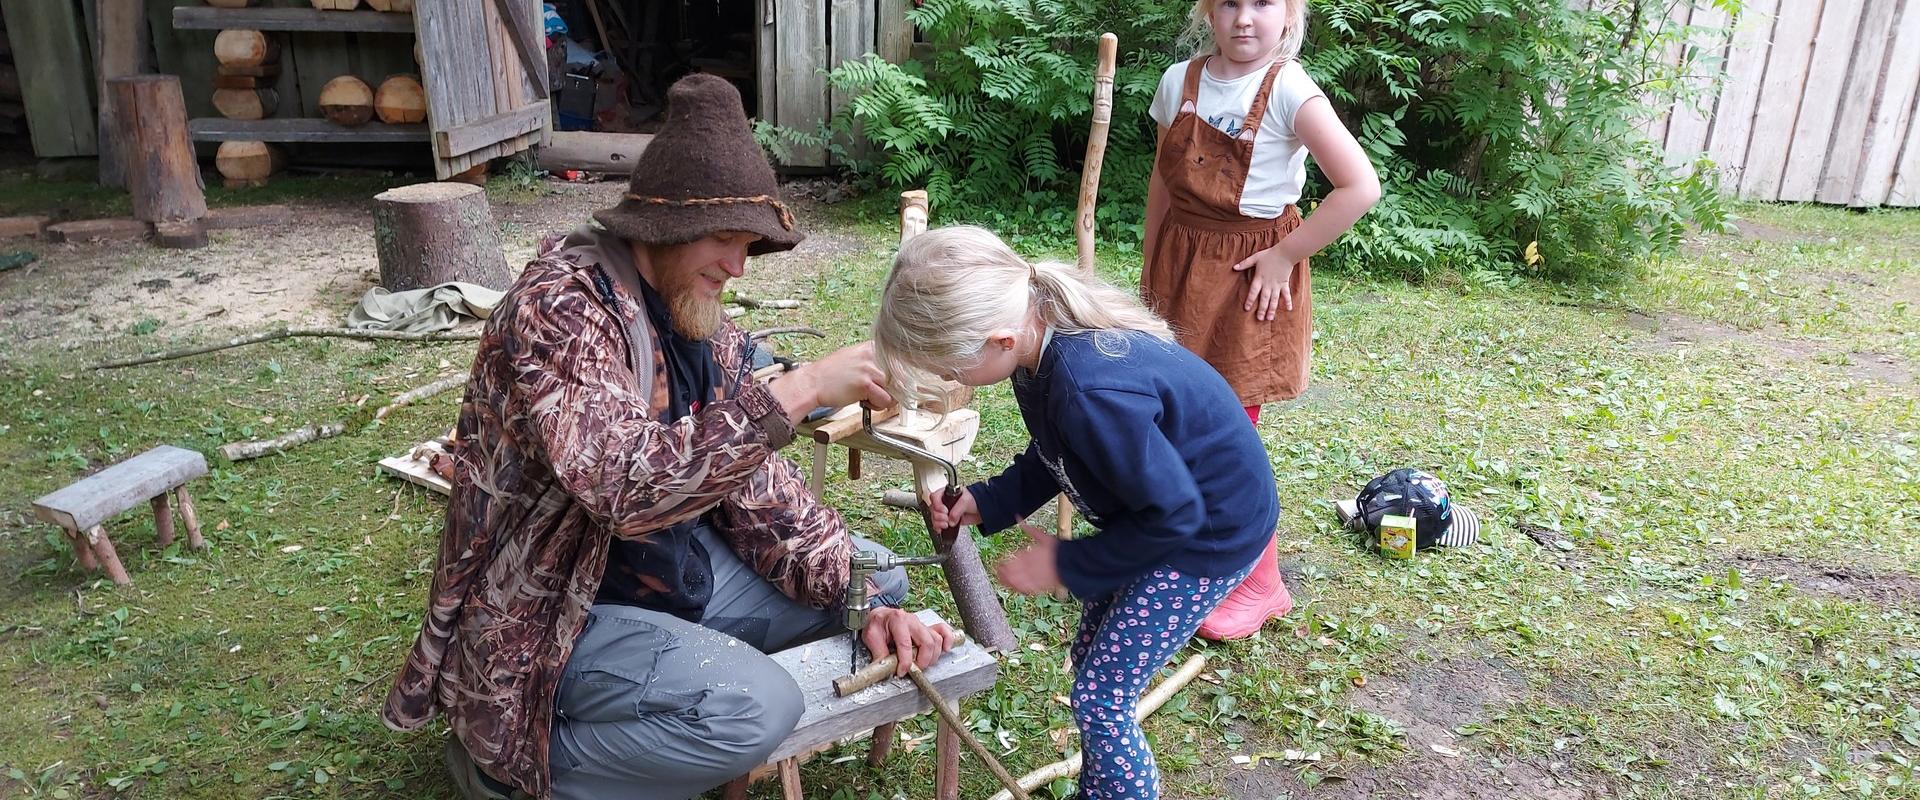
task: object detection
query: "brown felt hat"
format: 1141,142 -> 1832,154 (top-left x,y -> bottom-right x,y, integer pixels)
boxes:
592,74 -> 803,256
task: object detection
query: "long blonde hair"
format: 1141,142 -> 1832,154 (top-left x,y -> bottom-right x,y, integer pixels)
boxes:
1180,0 -> 1310,62
873,225 -> 1174,406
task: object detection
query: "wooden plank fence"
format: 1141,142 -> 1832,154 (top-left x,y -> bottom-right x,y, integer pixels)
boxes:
1647,0 -> 1920,207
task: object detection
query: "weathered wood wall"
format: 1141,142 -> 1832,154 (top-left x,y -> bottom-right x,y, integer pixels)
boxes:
1648,0 -> 1920,207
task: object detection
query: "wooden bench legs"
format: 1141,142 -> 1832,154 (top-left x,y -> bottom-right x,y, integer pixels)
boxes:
84,525 -> 132,586
64,486 -> 206,586
935,699 -> 960,800
174,486 -> 206,550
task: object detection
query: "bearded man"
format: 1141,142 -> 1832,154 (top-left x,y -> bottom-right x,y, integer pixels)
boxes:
380,74 -> 956,800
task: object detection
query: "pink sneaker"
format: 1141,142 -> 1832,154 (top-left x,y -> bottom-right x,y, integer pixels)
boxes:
1197,536 -> 1293,641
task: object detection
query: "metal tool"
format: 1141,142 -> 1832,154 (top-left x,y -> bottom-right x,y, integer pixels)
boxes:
856,403 -> 1018,653
861,404 -> 967,546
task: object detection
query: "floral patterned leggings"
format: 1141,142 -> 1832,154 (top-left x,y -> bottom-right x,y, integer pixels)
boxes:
1070,562 -> 1253,799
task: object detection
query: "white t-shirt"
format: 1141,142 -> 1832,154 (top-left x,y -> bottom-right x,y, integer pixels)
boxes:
1149,58 -> 1325,219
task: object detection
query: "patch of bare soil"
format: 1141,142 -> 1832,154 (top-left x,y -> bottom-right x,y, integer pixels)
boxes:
1844,351 -> 1916,385
1623,311 -> 1913,385
1219,656 -> 1605,800
0,180 -> 876,360
1729,219 -> 1801,243
1723,551 -> 1920,607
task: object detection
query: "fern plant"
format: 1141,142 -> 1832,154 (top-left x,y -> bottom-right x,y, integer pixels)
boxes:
800,0 -> 1731,281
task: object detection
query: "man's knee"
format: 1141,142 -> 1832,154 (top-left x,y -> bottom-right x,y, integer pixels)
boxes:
699,659 -> 804,775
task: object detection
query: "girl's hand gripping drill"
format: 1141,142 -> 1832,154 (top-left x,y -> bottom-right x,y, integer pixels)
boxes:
926,485 -> 982,550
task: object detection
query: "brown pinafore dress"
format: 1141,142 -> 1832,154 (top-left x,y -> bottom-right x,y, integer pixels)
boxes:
1142,57 -> 1311,407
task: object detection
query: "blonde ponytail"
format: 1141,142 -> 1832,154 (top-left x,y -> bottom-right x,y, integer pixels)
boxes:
873,225 -> 1173,407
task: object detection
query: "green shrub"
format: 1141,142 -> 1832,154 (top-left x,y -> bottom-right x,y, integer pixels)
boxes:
777,0 -> 1732,281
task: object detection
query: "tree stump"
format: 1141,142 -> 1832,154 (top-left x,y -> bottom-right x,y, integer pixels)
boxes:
108,75 -> 207,234
372,182 -> 511,291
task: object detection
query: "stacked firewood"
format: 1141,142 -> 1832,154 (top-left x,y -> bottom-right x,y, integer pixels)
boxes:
210,22 -> 283,187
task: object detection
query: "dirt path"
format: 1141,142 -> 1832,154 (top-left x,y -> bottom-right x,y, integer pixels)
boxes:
0,180 -> 870,359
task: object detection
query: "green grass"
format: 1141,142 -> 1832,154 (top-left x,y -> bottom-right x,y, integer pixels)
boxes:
1,202 -> 1916,799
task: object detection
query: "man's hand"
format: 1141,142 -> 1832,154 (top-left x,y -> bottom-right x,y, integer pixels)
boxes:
994,520 -> 1062,596
861,606 -> 961,678
771,341 -> 895,419
925,486 -> 982,532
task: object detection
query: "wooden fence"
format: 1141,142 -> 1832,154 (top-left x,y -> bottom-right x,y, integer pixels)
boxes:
1647,0 -> 1920,207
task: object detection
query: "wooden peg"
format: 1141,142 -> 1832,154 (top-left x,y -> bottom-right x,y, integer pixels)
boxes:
150,493 -> 175,547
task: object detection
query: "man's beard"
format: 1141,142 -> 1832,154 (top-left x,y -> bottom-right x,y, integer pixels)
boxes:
660,269 -> 725,340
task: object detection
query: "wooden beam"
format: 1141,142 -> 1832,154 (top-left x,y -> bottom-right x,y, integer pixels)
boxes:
189,117 -> 430,142
490,0 -> 548,99
533,130 -> 652,173
172,6 -> 415,33
93,0 -> 151,188
434,101 -> 547,158
1,0 -> 99,157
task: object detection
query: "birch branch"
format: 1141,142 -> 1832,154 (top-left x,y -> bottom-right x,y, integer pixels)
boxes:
92,326 -> 480,370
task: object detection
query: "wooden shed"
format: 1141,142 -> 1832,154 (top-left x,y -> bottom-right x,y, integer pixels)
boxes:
0,0 -> 913,180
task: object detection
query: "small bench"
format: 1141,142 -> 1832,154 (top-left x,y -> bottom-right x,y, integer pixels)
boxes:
32,444 -> 209,586
724,610 -> 999,800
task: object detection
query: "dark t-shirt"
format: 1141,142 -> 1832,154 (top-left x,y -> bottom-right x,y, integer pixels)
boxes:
596,272 -> 721,619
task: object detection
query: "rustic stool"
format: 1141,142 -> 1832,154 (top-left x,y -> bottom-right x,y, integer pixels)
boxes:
722,610 -> 998,800
32,444 -> 209,586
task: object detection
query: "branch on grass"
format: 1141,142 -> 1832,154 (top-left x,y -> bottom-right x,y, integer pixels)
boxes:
985,655 -> 1209,800
749,326 -> 825,341
91,327 -> 480,371
218,373 -> 464,462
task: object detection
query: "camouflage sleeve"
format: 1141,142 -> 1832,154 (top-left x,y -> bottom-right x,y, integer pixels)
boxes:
714,452 -> 852,609
504,288 -> 781,538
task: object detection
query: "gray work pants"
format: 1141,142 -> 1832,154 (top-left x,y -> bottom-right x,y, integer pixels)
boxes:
538,525 -> 906,800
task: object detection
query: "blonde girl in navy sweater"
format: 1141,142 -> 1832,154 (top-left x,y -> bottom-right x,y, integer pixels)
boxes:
872,226 -> 1280,799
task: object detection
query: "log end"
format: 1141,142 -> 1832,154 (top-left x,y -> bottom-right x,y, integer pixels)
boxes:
153,220 -> 209,249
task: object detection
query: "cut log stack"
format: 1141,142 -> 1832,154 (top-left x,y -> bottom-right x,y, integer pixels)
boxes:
211,26 -> 284,187
320,75 -> 375,126
375,74 -> 426,124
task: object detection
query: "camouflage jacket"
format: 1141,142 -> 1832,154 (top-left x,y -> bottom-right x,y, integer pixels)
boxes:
380,227 -> 852,797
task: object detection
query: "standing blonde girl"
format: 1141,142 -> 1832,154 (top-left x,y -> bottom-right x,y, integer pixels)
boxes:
874,225 -> 1282,800
1144,0 -> 1379,640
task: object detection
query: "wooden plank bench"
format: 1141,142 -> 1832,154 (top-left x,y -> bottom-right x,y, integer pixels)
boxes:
724,610 -> 999,800
31,444 -> 209,585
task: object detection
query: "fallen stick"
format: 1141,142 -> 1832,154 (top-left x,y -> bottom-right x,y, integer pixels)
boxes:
218,373 -> 463,461
749,326 -> 825,341
92,326 -> 479,370
730,293 -> 801,310
373,373 -> 466,420
985,654 -> 1208,800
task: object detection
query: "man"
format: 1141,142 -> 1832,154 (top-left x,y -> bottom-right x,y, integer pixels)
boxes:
381,74 -> 957,800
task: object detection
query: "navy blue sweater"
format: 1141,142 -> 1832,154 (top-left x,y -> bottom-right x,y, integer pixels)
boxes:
968,330 -> 1280,599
